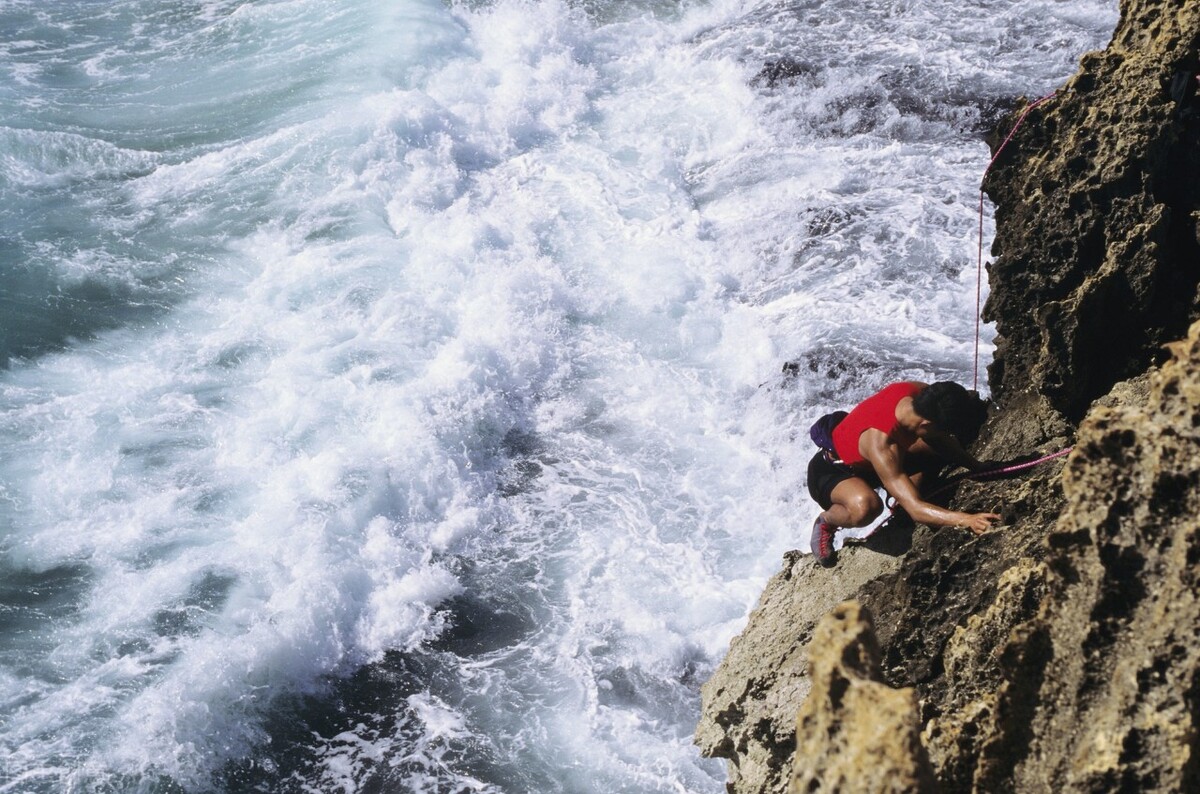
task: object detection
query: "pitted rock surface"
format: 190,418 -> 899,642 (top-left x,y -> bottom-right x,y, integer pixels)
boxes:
789,601 -> 934,794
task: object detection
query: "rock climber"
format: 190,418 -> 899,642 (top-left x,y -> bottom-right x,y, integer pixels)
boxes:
806,381 -> 1000,567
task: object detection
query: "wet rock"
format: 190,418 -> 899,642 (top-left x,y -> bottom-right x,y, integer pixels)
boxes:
754,58 -> 817,88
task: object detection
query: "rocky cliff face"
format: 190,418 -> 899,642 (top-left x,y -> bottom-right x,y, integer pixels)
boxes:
983,0 -> 1200,425
696,1 -> 1200,791
790,601 -> 935,794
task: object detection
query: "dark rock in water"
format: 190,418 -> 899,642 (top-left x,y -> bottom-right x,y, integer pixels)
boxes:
754,58 -> 817,88
696,1 -> 1200,792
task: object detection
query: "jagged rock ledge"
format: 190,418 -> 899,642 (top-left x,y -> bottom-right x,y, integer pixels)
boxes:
696,0 -> 1200,791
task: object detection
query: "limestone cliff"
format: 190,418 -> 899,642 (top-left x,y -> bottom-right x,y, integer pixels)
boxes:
696,0 -> 1200,791
790,601 -> 935,794
984,0 -> 1200,426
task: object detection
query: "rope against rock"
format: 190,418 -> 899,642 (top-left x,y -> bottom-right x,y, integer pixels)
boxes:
974,92 -> 1058,391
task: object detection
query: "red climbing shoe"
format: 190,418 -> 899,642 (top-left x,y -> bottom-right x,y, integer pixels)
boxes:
810,516 -> 837,568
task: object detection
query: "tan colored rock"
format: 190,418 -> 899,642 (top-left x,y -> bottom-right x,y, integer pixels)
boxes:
988,319 -> 1200,792
790,601 -> 935,794
921,558 -> 1046,781
909,319 -> 1200,793
696,545 -> 908,794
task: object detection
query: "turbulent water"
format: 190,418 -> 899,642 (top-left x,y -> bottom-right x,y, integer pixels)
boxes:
0,0 -> 1116,791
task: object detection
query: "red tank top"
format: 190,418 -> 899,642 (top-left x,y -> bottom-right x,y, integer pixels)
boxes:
832,382 -> 923,466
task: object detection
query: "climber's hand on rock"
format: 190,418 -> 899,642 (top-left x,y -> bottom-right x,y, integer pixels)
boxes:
964,512 -> 1001,535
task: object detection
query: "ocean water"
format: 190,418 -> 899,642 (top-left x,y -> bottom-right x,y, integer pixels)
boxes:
0,0 -> 1117,791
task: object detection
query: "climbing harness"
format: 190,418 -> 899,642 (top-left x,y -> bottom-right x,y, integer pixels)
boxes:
974,92 -> 1057,391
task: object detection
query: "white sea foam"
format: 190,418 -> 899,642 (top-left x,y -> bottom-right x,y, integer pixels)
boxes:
0,0 -> 1118,790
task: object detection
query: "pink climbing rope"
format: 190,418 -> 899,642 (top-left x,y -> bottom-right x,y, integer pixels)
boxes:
873,445 -> 1075,527
974,92 -> 1058,392
926,445 -> 1074,499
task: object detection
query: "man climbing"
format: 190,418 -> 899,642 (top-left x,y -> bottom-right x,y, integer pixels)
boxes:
806,381 -> 1000,567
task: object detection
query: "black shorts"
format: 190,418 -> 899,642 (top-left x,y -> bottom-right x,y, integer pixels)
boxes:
806,450 -> 881,510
